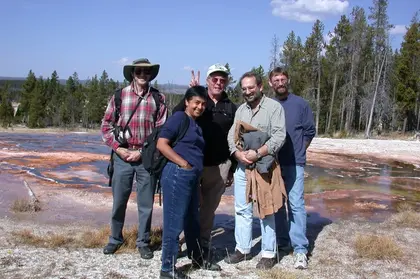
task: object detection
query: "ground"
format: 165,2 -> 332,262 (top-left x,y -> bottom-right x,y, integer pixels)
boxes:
0,133 -> 420,279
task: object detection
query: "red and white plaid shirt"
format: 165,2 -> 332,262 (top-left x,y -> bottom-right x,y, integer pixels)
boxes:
101,84 -> 167,151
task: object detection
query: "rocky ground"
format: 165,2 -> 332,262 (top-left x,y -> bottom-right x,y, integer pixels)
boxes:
1,213 -> 419,279
1,136 -> 420,279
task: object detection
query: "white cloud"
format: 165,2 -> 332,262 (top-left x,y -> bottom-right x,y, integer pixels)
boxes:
271,0 -> 349,23
182,66 -> 193,71
114,57 -> 129,66
390,25 -> 407,35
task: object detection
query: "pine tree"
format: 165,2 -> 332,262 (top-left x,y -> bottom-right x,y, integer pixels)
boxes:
0,82 -> 15,128
269,34 -> 281,71
395,14 -> 420,132
20,70 -> 37,124
280,31 -> 305,95
44,70 -> 63,126
224,63 -> 240,103
325,15 -> 352,133
365,0 -> 393,137
304,19 -> 324,135
28,78 -> 47,128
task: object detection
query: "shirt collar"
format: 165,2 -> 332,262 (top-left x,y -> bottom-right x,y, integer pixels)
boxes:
246,94 -> 266,109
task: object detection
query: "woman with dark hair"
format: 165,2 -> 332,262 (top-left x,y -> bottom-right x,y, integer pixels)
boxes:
157,86 -> 218,279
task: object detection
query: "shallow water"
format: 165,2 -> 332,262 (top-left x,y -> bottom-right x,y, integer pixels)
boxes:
1,132 -> 419,222
2,132 -> 109,154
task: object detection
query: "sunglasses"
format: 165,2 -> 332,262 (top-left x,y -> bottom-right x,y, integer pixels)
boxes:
134,68 -> 152,75
211,77 -> 227,85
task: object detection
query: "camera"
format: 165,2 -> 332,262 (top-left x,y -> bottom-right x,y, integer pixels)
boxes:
113,126 -> 132,147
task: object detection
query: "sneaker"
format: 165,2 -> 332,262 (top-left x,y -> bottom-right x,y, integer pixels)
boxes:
223,250 -> 251,264
256,257 -> 277,269
293,253 -> 308,269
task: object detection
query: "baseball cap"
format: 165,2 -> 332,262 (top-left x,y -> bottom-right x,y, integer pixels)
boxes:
206,63 -> 229,77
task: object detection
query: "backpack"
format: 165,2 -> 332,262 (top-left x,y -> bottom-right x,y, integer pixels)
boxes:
107,87 -> 164,186
142,112 -> 190,204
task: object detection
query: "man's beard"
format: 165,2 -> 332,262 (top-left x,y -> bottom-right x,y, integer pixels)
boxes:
275,86 -> 288,96
244,90 -> 262,103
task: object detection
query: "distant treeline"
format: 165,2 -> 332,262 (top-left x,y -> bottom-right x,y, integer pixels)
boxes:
0,70 -> 184,129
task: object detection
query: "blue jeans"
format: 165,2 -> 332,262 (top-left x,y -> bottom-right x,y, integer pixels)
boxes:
234,163 -> 277,258
160,162 -> 202,272
275,165 -> 308,254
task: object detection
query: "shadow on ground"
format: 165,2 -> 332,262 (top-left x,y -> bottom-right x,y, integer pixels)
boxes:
191,211 -> 333,264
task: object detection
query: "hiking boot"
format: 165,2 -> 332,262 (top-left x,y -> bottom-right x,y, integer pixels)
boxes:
223,250 -> 251,264
293,253 -> 308,269
103,243 -> 122,254
138,246 -> 154,259
160,269 -> 190,279
256,257 -> 277,269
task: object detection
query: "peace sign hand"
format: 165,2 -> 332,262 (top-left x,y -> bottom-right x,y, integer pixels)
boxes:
189,70 -> 200,87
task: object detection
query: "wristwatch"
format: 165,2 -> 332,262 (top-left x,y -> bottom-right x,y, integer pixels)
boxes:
256,149 -> 262,160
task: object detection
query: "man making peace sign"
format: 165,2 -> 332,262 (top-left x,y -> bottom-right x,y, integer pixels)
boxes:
173,64 -> 237,266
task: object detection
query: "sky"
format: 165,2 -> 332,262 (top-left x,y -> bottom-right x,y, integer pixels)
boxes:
0,0 -> 418,85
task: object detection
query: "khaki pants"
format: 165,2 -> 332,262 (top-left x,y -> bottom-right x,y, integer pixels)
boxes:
199,160 -> 232,248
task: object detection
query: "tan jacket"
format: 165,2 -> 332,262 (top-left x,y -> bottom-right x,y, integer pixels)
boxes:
234,121 -> 287,219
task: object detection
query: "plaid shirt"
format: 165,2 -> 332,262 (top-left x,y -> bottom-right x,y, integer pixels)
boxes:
101,84 -> 168,151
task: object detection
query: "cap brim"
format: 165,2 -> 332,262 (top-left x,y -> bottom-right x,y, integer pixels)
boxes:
207,70 -> 229,78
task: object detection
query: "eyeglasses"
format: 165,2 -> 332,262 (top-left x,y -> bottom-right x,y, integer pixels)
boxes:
271,78 -> 288,84
134,68 -> 152,75
211,77 -> 227,85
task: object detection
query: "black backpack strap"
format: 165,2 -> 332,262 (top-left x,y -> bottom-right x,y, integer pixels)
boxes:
113,88 -> 123,124
108,88 -> 123,187
151,89 -> 166,126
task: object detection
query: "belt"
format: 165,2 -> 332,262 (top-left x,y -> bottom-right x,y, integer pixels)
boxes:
127,144 -> 142,150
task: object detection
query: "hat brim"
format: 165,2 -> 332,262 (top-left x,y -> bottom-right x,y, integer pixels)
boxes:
123,64 -> 160,82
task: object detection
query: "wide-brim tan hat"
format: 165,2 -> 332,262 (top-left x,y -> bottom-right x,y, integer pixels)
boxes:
123,58 -> 160,82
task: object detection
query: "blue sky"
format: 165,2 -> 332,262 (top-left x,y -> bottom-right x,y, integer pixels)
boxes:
0,0 -> 417,85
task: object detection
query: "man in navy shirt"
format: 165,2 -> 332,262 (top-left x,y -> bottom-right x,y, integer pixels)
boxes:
269,67 -> 315,269
173,64 -> 237,261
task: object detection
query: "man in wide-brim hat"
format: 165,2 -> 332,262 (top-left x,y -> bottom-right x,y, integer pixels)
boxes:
123,58 -> 160,83
100,58 -> 167,260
